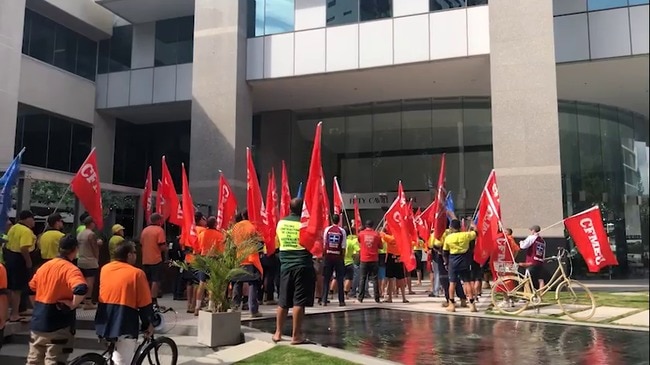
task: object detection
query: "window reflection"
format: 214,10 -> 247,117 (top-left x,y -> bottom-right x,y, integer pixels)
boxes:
327,0 -> 359,26
248,0 -> 296,36
154,17 -> 194,67
587,0 -> 629,11
430,0 -> 466,12
360,0 -> 392,22
22,9 -> 97,81
98,25 -> 133,74
14,106 -> 92,173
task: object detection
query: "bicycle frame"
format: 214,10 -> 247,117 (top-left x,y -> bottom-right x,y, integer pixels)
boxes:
500,252 -> 572,303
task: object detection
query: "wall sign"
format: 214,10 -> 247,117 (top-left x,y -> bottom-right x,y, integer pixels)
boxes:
341,191 -> 434,210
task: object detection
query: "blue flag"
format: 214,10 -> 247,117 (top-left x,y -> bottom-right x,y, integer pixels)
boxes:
0,150 -> 24,233
445,192 -> 455,224
296,182 -> 304,199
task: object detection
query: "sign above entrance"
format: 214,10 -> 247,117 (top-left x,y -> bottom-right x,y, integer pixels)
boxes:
341,191 -> 434,210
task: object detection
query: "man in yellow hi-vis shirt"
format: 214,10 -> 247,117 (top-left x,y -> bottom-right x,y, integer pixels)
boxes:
431,226 -> 468,307
443,219 -> 477,313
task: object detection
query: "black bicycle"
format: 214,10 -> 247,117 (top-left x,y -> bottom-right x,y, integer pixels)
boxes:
69,308 -> 178,365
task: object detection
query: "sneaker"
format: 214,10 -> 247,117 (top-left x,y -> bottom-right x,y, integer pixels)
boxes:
250,312 -> 263,318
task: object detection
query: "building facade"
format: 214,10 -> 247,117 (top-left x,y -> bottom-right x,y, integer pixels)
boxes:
0,0 -> 648,277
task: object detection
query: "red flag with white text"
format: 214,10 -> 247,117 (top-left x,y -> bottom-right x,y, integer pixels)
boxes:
265,170 -> 278,254
473,170 -> 502,266
156,179 -> 165,219
353,195 -> 362,232
564,206 -> 618,273
70,148 -> 103,230
414,208 -> 429,241
216,172 -> 238,230
142,166 -> 153,225
180,164 -> 198,250
432,154 -> 447,241
333,177 -> 344,217
161,156 -> 182,226
280,161 -> 291,218
246,148 -> 273,253
299,122 -> 324,254
384,182 -> 416,272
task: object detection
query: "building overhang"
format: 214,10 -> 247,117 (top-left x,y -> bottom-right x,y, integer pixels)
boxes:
95,0 -> 194,24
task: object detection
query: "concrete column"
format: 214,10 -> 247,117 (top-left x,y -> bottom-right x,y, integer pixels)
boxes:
0,0 -> 26,166
92,112 -> 116,183
489,0 -> 564,238
190,0 -> 253,207
258,110 -> 294,188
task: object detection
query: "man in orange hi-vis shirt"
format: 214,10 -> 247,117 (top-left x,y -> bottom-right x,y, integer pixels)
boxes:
192,217 -> 225,316
139,213 -> 166,308
231,210 -> 263,318
189,212 -> 208,314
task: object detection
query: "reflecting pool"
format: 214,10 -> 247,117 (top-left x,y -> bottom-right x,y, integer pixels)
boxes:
245,309 -> 649,365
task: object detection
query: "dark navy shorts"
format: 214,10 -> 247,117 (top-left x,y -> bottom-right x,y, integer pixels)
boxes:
448,254 -> 470,284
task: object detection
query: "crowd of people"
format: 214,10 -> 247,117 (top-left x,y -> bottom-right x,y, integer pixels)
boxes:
0,196 -> 548,363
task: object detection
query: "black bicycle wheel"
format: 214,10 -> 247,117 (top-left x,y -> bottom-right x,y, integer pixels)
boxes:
69,352 -> 108,365
132,336 -> 178,365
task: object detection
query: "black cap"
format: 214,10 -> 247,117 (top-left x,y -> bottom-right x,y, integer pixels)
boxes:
19,210 -> 34,220
59,234 -> 79,253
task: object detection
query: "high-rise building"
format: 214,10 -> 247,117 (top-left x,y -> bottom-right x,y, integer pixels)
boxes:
0,0 -> 648,277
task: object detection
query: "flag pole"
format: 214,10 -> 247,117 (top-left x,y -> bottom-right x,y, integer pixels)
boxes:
335,177 -> 353,230
51,184 -> 72,214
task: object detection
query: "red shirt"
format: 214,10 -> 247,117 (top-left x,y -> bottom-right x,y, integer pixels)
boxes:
357,228 -> 382,263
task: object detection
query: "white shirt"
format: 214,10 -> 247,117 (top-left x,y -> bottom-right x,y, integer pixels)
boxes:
323,225 -> 347,249
519,234 -> 539,250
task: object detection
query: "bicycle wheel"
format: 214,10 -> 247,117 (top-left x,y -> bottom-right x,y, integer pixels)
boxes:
490,275 -> 530,315
69,353 -> 108,365
556,279 -> 596,321
133,336 -> 178,365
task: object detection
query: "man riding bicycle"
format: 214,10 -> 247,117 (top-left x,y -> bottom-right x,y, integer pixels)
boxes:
95,241 -> 154,365
519,225 -> 546,289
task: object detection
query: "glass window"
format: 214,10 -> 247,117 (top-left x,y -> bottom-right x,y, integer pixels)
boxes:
629,0 -> 649,5
430,0 -> 465,12
372,156 -> 402,191
587,0 -> 628,10
464,151 -> 493,208
28,11 -> 56,64
155,17 -> 194,66
251,0 -> 266,37
53,26 -> 78,73
372,103 -> 401,152
346,111 -> 373,153
14,117 -> 25,156
432,98 -> 462,148
463,98 -> 492,147
109,26 -> 133,72
360,0 -> 392,21
402,154 -> 433,191
402,99 -> 433,150
264,0 -> 295,35
71,123 -> 92,171
23,9 -> 97,81
467,0 -> 488,6
327,0 -> 359,26
341,158 -> 372,192
22,9 -> 32,54
76,36 -> 97,80
47,117 -> 72,171
97,39 -> 110,74
21,114 -> 50,167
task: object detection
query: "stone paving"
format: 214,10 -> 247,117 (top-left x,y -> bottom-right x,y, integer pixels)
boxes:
612,310 -> 650,326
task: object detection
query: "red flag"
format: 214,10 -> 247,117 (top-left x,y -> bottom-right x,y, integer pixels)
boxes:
161,156 -> 182,226
216,172 -> 238,230
265,171 -> 278,253
246,148 -> 273,253
155,179 -> 165,218
406,200 -> 418,245
142,166 -> 153,224
270,169 -> 279,225
564,206 -> 618,273
353,195 -> 362,231
432,154 -> 447,241
280,161 -> 291,218
489,232 -> 517,284
180,164 -> 197,250
320,165 -> 330,227
299,122 -> 324,254
414,208 -> 429,241
333,176 -> 344,217
384,182 -> 416,272
70,148 -> 103,230
473,170 -> 501,266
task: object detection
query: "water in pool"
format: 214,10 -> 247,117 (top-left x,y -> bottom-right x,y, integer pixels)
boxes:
245,309 -> 649,365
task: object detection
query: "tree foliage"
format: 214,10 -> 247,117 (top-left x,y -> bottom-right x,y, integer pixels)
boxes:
29,180 -> 136,213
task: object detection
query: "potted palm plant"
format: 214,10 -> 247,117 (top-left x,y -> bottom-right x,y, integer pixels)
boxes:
174,228 -> 260,347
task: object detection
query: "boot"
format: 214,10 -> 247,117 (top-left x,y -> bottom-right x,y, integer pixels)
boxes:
446,301 -> 456,312
441,301 -> 449,308
469,302 -> 478,313
460,299 -> 468,308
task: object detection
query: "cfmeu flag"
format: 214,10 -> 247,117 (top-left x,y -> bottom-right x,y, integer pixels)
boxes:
0,148 -> 25,230
155,179 -> 164,216
246,148 -> 273,253
216,172 -> 237,230
265,170 -> 279,252
353,196 -> 362,231
71,148 -> 103,230
161,156 -> 182,226
384,181 -> 416,272
142,166 -> 153,224
333,176 -> 344,217
474,170 -> 501,266
299,122 -> 324,254
180,164 -> 198,250
564,206 -> 618,272
432,154 -> 447,241
280,161 -> 291,218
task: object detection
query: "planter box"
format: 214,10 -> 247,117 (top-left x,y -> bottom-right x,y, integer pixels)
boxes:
197,310 -> 242,347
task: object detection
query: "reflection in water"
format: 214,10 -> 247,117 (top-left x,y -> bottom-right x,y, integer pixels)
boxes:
245,309 -> 649,365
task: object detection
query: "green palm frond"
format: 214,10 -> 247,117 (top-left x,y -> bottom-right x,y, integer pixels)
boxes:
171,229 -> 262,313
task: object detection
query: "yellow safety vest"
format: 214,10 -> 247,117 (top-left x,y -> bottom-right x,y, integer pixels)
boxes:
276,219 -> 304,251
